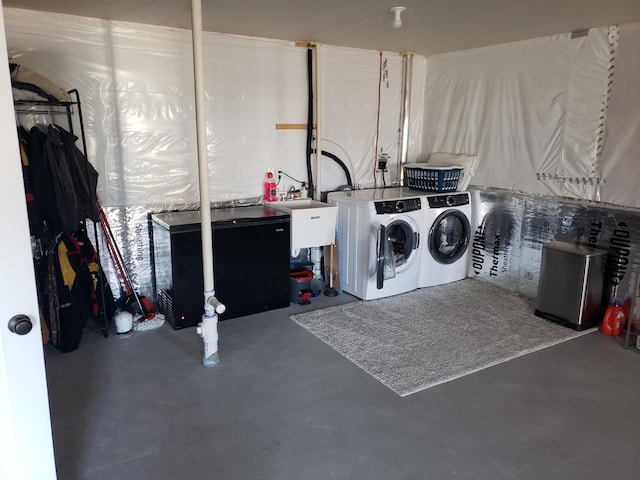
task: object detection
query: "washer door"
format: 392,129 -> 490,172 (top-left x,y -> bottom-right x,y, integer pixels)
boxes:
376,219 -> 419,289
429,210 -> 470,265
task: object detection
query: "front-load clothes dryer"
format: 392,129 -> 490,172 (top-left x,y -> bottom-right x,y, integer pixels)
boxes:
328,189 -> 422,300
419,192 -> 472,288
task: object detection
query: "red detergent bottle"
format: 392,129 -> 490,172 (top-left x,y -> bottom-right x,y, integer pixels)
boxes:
599,301 -> 626,336
263,170 -> 277,202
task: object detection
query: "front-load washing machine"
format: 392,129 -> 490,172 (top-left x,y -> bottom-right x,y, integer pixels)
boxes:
328,189 -> 422,300
419,192 -> 472,288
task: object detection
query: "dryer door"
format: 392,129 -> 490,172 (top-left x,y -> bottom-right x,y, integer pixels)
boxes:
429,210 -> 470,265
376,219 -> 419,289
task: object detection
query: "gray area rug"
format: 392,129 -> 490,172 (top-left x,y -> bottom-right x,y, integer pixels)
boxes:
291,279 -> 593,396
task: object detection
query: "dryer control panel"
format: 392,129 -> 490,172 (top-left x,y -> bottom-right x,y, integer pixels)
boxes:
427,193 -> 470,209
374,197 -> 422,214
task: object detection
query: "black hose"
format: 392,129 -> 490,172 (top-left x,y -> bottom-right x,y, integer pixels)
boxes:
312,149 -> 353,187
305,48 -> 352,193
305,48 -> 315,198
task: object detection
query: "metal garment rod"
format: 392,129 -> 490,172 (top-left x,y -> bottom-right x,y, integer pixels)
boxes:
14,89 -> 85,140
190,0 -> 223,366
14,105 -> 74,136
397,52 -> 415,186
14,109 -> 71,115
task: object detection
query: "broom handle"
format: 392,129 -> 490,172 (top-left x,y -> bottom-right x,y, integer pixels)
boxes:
98,206 -> 132,295
101,217 -> 129,294
97,201 -> 146,315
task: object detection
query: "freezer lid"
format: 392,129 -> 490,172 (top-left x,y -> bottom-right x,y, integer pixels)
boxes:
151,205 -> 290,232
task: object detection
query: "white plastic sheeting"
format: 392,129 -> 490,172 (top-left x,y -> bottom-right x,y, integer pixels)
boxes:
598,23 -> 640,208
316,47 -> 425,190
3,7 -> 425,299
424,30 -> 612,202
4,8 -> 425,208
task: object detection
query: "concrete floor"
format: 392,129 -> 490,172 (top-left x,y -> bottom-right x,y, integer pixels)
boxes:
44,291 -> 640,480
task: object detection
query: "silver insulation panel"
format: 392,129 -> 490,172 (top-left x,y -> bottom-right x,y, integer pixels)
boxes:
90,198 -> 261,302
93,189 -> 640,315
469,188 -> 640,306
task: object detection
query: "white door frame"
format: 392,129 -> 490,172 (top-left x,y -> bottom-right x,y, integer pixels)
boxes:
0,2 -> 57,478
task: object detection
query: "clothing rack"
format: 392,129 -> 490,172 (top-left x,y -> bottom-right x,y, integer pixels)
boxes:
14,88 -> 85,140
14,89 -> 111,340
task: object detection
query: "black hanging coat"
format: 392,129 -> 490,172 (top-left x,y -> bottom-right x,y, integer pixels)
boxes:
43,124 -> 99,234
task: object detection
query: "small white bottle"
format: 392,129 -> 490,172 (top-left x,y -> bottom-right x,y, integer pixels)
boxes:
311,246 -> 322,280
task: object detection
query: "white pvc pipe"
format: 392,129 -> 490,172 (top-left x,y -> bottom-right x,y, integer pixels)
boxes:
397,52 -> 415,186
190,0 -> 221,367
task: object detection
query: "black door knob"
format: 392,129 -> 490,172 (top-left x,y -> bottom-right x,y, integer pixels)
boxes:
8,315 -> 33,336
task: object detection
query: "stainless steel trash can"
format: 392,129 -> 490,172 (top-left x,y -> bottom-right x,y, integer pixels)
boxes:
534,241 -> 607,330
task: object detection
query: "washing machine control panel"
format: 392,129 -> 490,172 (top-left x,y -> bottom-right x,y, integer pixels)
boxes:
374,197 -> 422,214
427,193 -> 470,209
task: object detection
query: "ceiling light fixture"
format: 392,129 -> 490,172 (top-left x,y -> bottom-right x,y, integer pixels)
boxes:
389,6 -> 406,29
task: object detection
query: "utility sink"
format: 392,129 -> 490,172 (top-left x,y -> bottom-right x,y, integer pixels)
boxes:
270,199 -> 338,249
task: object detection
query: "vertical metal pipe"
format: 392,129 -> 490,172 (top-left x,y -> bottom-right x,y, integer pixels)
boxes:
313,43 -> 322,200
305,47 -> 314,198
397,52 -> 415,186
190,0 -> 220,366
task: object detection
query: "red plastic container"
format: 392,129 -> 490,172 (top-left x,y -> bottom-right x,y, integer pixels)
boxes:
289,268 -> 314,304
599,302 -> 626,336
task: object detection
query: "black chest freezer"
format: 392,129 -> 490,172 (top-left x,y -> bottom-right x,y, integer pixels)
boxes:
151,206 -> 290,329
